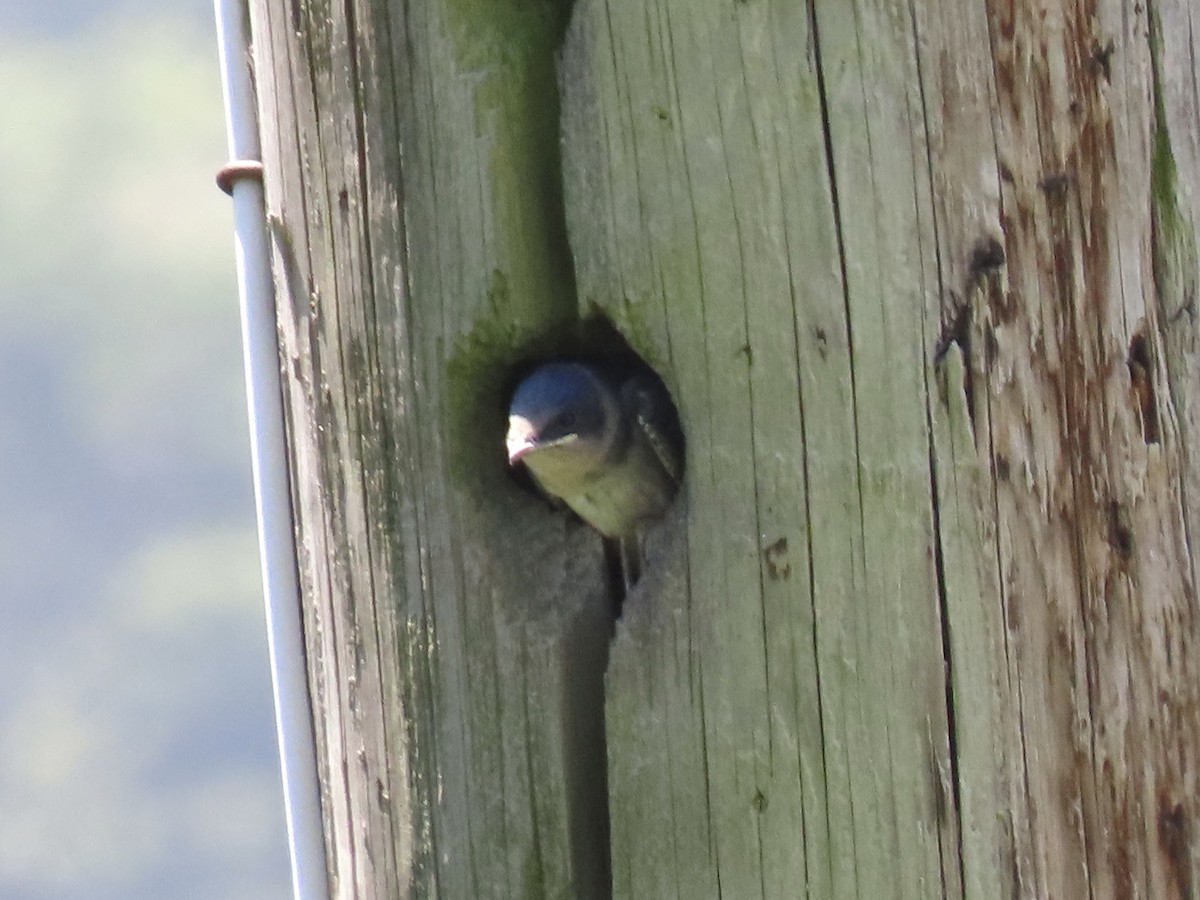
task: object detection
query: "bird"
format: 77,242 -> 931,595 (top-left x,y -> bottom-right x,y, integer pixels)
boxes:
506,361 -> 683,583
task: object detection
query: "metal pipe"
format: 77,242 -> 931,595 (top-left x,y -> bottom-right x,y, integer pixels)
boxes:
213,1 -> 329,896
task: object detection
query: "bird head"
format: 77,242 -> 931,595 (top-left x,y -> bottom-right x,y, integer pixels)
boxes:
506,363 -> 615,472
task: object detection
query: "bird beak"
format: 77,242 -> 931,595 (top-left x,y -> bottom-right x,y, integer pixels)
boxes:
506,416 -> 538,464
507,438 -> 537,464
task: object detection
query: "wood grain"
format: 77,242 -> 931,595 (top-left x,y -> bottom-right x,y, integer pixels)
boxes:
246,0 -> 1200,895
250,0 -> 609,896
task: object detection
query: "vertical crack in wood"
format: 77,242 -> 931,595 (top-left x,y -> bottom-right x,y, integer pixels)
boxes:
541,7 -> 618,897
904,0 -> 969,888
923,365 -> 967,894
804,0 -> 850,881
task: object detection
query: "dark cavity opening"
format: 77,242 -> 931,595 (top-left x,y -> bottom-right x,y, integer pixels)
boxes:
1127,332 -> 1160,445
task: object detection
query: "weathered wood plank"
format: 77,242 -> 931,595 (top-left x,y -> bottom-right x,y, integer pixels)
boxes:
1154,0 -> 1200,596
811,1 -> 962,893
245,0 -> 1200,895
905,0 -> 1021,894
978,1 -> 1200,896
562,0 -> 1200,897
560,1 -> 971,896
249,0 -> 611,896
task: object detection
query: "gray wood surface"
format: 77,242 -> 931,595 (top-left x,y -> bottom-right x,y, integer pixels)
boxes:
246,0 -> 1200,896
250,0 -> 608,896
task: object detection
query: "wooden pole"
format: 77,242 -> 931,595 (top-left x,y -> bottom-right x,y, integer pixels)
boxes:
248,0 -> 1200,896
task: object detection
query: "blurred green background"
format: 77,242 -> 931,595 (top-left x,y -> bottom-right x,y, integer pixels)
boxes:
0,1 -> 291,897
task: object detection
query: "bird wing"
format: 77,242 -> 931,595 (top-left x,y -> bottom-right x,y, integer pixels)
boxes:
620,375 -> 683,486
